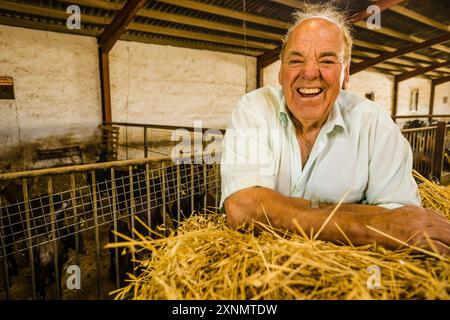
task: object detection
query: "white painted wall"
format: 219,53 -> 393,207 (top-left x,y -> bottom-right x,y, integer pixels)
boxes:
109,41 -> 256,129
433,82 -> 450,122
0,25 -> 256,169
0,25 -> 101,170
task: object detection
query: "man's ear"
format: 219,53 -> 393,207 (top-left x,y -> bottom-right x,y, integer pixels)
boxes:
278,66 -> 282,85
342,64 -> 350,89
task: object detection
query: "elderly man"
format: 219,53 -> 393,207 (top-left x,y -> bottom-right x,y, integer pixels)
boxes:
220,6 -> 450,255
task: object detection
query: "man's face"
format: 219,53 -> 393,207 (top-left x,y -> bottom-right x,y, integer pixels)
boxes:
279,18 -> 349,126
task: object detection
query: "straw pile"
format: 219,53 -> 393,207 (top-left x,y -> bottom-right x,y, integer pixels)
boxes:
107,172 -> 449,300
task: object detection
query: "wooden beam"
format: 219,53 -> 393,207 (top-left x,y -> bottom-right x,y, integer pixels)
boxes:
392,78 -> 399,121
137,9 -> 283,41
157,0 -> 289,29
428,82 -> 436,124
432,76 -> 450,86
128,22 -> 277,50
58,0 -> 284,41
0,15 -> 101,37
121,34 -> 262,56
256,57 -> 264,88
348,0 -> 405,22
353,21 -> 450,55
99,0 -> 148,53
351,33 -> 450,74
1,1 -> 275,53
56,0 -> 122,10
99,48 -> 112,123
395,61 -> 450,82
389,5 -> 450,32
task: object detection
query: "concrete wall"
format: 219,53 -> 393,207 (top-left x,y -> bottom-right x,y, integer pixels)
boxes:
0,25 -> 101,170
0,25 -> 256,170
109,41 -> 256,129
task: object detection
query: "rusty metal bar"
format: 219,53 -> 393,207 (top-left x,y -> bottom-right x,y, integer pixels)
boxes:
110,168 -> 120,289
190,165 -> 194,214
128,165 -> 136,274
0,156 -> 171,181
69,174 -> 81,300
144,127 -> 148,158
90,170 -> 102,298
145,164 -> 151,238
161,164 -> 167,235
47,177 -> 61,299
215,164 -> 219,208
22,179 -> 36,300
0,196 -> 10,299
203,165 -> 207,211
176,165 -> 181,230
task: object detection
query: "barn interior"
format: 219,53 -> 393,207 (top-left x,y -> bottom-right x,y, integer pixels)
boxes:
0,0 -> 449,300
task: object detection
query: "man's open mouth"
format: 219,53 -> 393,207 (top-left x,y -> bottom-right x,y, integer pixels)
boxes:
297,87 -> 323,97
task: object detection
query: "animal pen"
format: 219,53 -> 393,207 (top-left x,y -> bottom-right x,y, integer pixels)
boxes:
0,155 -> 221,300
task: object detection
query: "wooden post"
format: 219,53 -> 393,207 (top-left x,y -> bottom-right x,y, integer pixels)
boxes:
256,56 -> 263,88
432,122 -> 446,181
99,48 -> 112,124
428,82 -> 436,124
392,78 -> 399,122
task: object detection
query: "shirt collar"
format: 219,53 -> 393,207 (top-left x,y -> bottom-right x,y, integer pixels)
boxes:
278,91 -> 348,135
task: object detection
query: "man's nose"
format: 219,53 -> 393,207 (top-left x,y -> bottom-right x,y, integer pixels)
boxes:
300,60 -> 320,80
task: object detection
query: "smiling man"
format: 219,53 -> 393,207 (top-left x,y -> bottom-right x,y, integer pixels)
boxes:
220,5 -> 450,255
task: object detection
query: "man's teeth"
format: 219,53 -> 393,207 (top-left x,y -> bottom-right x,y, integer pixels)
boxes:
298,88 -> 322,94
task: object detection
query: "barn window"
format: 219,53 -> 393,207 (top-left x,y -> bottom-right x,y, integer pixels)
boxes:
365,92 -> 375,101
444,96 -> 448,104
409,89 -> 419,111
0,76 -> 15,100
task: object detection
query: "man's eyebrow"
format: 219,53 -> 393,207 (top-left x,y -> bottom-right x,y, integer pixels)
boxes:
318,51 -> 339,59
286,51 -> 304,57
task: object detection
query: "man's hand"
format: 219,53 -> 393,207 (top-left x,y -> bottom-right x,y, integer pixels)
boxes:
224,187 -> 450,256
365,205 -> 450,256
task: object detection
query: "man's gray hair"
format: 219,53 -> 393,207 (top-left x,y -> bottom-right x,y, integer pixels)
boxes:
280,3 -> 353,66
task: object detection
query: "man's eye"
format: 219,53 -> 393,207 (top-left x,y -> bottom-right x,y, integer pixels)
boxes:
288,60 -> 303,64
320,60 -> 336,64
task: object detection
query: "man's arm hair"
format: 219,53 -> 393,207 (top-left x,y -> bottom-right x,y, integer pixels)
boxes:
224,187 -> 450,255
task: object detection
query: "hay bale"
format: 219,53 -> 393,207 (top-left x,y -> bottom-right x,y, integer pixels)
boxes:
106,173 -> 449,300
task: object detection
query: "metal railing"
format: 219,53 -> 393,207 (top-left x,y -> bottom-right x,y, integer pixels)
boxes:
109,122 -> 225,160
0,156 -> 221,300
400,121 -> 448,182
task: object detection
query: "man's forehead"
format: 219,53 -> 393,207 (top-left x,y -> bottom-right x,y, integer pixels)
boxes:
285,38 -> 343,56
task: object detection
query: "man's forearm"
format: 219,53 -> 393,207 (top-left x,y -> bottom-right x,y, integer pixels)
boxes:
225,187 -> 387,246
225,187 -> 450,255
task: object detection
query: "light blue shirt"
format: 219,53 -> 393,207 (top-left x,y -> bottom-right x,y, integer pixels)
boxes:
220,85 -> 421,209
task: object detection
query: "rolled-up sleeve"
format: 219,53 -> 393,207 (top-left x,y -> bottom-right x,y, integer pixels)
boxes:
220,96 -> 276,207
364,124 -> 421,209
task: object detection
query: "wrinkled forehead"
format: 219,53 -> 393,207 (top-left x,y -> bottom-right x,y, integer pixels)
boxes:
285,18 -> 345,55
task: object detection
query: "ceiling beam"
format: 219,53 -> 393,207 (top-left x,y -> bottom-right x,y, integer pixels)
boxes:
0,1 -> 276,52
121,34 -> 262,56
432,76 -> 450,86
128,22 -> 277,50
137,9 -> 283,41
353,21 -> 450,55
0,15 -> 101,37
395,61 -> 450,82
157,0 -> 289,29
348,0 -> 406,21
351,33 -> 450,74
99,0 -> 148,53
58,0 -> 284,41
389,4 -> 450,32
259,0 -> 405,68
